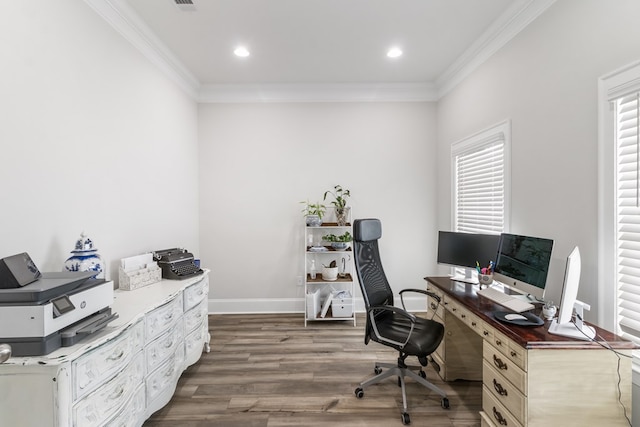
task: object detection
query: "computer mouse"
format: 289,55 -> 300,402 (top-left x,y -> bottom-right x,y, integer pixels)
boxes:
504,313 -> 528,321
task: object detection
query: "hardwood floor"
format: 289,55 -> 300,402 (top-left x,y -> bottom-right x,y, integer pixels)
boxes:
144,313 -> 482,427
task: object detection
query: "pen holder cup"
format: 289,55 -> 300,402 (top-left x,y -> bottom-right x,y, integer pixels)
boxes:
478,274 -> 493,286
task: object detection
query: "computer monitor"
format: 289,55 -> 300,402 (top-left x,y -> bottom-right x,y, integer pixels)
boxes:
493,233 -> 554,300
548,246 -> 596,340
437,231 -> 500,279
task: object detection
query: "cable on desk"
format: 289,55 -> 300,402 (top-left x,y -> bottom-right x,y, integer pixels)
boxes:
574,314 -> 632,427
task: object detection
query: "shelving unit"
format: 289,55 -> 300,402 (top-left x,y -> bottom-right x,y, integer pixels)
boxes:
304,207 -> 356,326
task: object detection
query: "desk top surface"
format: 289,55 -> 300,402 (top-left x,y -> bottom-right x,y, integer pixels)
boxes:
425,276 -> 637,350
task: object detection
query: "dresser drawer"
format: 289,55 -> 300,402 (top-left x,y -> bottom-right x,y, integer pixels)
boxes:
184,276 -> 208,311
73,351 -> 145,427
146,343 -> 185,404
145,293 -> 184,343
185,321 -> 206,367
100,383 -> 145,427
483,362 -> 526,423
146,321 -> 184,373
184,298 -> 207,334
491,330 -> 527,371
482,385 -> 524,427
483,342 -> 526,392
73,320 -> 144,401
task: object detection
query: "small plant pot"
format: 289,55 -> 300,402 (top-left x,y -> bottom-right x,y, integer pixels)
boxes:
306,215 -> 322,227
322,267 -> 339,281
331,242 -> 349,251
336,208 -> 350,226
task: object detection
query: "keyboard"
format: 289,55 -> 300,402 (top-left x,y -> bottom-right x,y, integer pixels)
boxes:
476,287 -> 534,313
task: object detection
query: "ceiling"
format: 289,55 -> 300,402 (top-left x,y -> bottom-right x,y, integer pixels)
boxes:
96,0 -> 555,101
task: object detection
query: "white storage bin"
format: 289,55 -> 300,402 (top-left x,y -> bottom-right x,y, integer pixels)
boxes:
332,296 -> 353,317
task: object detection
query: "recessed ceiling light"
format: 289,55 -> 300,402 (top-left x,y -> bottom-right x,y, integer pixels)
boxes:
387,47 -> 403,58
234,46 -> 250,57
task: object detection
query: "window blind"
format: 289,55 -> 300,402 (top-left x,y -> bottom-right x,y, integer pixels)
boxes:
616,92 -> 640,342
454,138 -> 505,235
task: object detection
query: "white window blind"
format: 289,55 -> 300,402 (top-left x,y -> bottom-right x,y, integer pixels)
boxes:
615,92 -> 640,341
452,121 -> 509,235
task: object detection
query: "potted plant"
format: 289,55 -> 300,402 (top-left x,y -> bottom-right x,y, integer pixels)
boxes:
324,185 -> 351,226
322,231 -> 352,251
321,260 -> 339,281
301,201 -> 326,227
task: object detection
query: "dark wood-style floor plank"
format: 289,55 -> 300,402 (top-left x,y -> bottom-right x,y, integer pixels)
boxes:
144,313 -> 482,426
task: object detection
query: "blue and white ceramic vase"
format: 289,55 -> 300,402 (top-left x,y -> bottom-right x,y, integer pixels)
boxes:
64,232 -> 104,279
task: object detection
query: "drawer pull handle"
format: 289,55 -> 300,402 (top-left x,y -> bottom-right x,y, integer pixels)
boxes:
495,339 -> 502,346
493,354 -> 508,370
461,314 -> 466,318
493,379 -> 508,396
109,385 -> 125,401
452,307 -> 457,312
430,302 -> 437,310
510,350 -> 517,357
493,406 -> 508,425
471,321 -> 477,327
483,330 -> 489,336
108,349 -> 125,361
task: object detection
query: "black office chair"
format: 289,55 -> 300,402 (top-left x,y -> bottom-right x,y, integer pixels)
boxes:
352,219 -> 449,425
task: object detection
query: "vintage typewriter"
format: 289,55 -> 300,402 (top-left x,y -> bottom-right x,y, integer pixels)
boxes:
153,248 -> 203,280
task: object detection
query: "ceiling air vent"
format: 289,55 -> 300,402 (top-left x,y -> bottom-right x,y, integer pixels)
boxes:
173,0 -> 197,12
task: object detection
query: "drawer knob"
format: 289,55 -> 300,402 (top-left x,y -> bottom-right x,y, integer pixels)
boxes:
471,321 -> 477,327
510,350 -> 516,357
495,339 -> 502,346
461,314 -> 466,318
493,406 -> 508,426
483,330 -> 489,336
493,378 -> 508,396
430,302 -> 437,310
493,354 -> 508,370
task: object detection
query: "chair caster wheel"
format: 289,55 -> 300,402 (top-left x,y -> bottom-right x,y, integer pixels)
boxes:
355,387 -> 364,398
419,370 -> 426,379
374,367 -> 382,375
401,412 -> 411,425
441,397 -> 450,409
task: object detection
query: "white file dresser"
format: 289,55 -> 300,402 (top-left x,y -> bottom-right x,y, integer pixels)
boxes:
0,272 -> 210,427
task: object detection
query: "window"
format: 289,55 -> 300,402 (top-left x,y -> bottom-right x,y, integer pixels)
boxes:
599,61 -> 640,343
451,120 -> 511,235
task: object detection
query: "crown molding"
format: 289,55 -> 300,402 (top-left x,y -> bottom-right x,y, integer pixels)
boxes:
198,82 -> 437,103
83,0 -> 200,99
435,0 -> 557,98
85,0 -> 555,103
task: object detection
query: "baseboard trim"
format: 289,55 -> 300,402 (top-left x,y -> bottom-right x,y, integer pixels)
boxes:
208,296 -> 427,315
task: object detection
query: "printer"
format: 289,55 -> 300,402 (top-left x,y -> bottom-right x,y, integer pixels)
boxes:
0,253 -> 118,356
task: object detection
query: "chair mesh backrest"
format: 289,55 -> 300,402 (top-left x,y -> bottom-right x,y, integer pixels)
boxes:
353,219 -> 394,310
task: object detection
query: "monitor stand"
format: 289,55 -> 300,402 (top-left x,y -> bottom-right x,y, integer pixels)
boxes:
548,300 -> 596,341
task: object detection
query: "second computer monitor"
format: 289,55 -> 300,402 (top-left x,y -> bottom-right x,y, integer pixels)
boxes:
437,231 -> 501,277
493,233 -> 554,300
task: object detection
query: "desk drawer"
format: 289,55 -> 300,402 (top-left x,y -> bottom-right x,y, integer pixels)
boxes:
483,343 -> 526,392
483,362 -> 526,423
426,286 -> 445,319
491,330 -> 527,371
482,385 -> 524,427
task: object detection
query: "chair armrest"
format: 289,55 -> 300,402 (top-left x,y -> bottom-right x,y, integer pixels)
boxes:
398,288 -> 441,311
367,305 -> 416,349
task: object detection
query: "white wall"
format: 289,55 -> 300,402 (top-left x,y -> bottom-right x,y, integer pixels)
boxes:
199,102 -> 437,312
0,1 -> 200,280
436,0 -> 640,323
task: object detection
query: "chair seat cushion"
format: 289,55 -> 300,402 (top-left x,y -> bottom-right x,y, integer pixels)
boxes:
371,313 -> 444,356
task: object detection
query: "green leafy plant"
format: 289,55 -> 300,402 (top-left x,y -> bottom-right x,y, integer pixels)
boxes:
300,201 -> 326,219
323,185 -> 351,213
322,231 -> 353,243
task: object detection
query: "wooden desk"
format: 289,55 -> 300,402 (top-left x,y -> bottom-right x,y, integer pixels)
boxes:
424,276 -> 635,427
